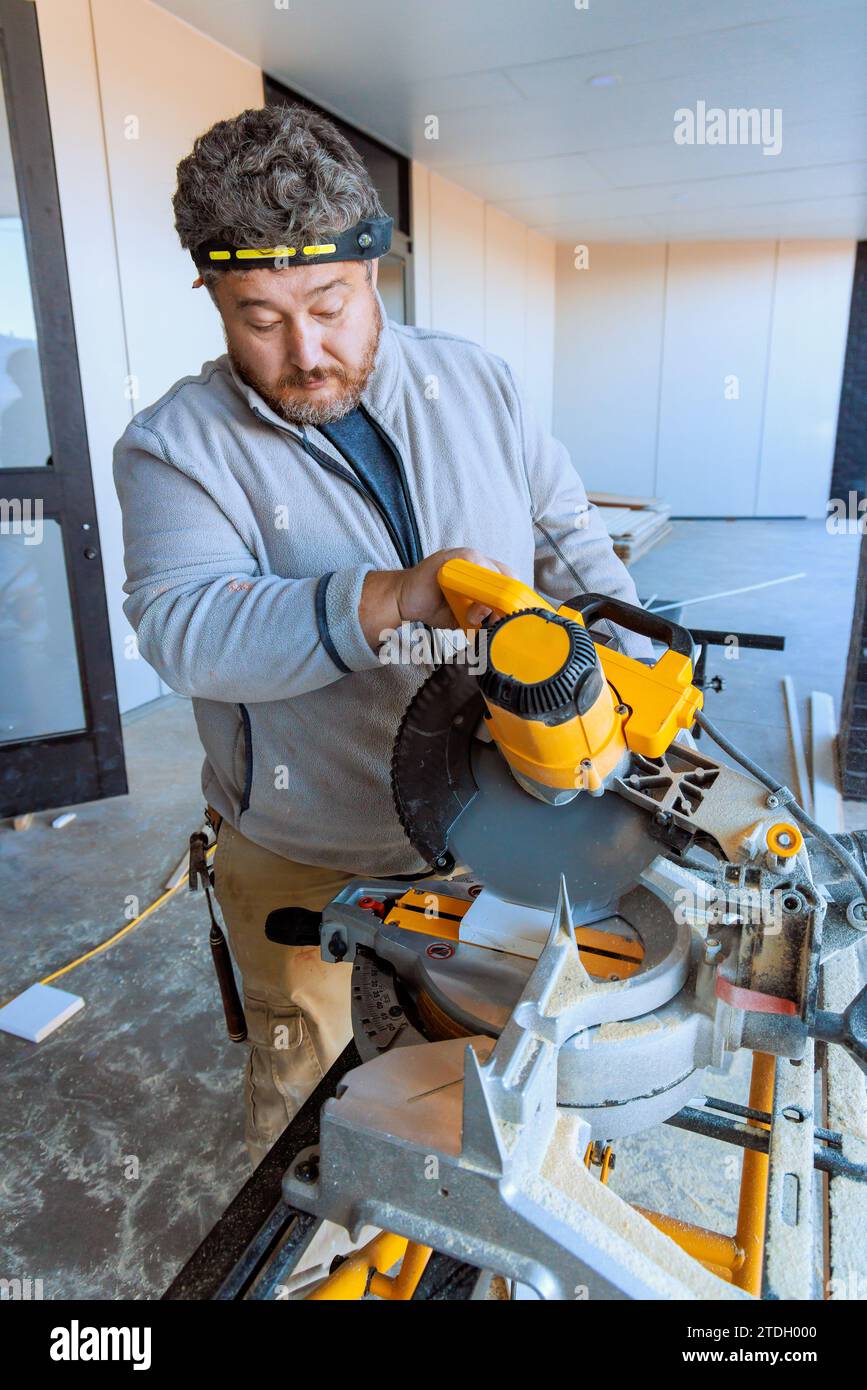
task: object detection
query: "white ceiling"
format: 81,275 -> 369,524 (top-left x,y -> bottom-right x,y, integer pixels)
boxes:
156,0 -> 867,242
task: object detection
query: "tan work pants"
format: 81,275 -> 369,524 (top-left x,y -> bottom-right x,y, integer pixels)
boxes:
213,820 -> 356,1167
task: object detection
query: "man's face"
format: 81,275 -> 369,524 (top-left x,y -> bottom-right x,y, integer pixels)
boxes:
214,260 -> 381,426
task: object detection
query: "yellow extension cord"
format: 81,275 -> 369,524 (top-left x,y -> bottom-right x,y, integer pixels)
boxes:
5,842 -> 216,1003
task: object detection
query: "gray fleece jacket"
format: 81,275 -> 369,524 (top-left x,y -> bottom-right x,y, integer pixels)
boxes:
114,295 -> 652,876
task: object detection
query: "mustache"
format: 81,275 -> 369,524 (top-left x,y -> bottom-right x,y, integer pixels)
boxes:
277,366 -> 349,390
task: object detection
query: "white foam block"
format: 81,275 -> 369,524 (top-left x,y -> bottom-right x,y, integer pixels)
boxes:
0,982 -> 84,1042
460,892 -> 553,960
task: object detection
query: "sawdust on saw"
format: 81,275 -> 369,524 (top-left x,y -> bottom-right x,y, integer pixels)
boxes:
592,1015 -> 668,1043
545,963 -> 627,1016
526,1113 -> 748,1300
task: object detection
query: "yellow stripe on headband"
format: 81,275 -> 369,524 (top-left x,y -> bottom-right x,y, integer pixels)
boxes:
206,243 -> 339,262
234,246 -> 297,260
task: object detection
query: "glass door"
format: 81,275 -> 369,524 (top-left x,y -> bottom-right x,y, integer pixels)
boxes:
0,0 -> 126,816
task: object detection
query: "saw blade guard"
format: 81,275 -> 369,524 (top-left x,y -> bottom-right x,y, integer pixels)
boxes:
437,558 -> 703,798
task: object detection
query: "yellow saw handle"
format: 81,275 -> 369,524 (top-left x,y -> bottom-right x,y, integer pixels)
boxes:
437,558 -> 557,630
437,557 -> 702,766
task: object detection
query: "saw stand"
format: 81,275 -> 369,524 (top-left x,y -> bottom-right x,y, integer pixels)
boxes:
166,880 -> 867,1302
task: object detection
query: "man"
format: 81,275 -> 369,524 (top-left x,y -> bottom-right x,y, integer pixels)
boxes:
114,103 -> 651,1167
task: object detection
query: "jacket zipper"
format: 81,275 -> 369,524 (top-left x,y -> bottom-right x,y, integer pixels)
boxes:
357,403 -> 423,566
299,430 -> 413,569
251,404 -> 422,570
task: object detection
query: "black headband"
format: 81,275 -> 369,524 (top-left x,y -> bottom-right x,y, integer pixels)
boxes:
191,216 -> 393,271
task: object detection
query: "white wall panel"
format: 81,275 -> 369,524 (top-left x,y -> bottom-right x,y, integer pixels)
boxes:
552,237 -> 855,517
757,240 -> 855,518
656,242 -> 777,516
553,241 -> 666,497
89,0 -> 264,413
409,159 -> 432,329
525,229 -> 555,433
427,171 -> 486,346
412,171 -> 556,428
483,204 -> 527,382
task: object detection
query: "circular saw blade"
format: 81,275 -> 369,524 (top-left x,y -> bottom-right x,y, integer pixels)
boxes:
391,663 -> 660,912
391,661 -> 484,866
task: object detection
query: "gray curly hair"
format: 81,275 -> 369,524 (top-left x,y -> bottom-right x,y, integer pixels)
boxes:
173,104 -> 385,284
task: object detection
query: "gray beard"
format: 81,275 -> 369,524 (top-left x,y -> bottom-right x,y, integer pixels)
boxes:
273,377 -> 366,428
229,314 -> 381,428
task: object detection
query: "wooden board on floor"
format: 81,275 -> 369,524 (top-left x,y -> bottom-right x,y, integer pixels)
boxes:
811,691 -> 844,832
782,676 -> 812,816
614,524 -> 672,566
592,492 -> 672,567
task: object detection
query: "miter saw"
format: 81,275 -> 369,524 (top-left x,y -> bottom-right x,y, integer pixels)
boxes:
173,560 -> 867,1301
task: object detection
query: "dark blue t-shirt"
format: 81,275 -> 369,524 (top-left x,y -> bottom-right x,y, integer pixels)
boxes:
319,407 -> 418,568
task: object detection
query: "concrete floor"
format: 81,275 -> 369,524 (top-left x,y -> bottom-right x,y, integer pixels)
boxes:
0,517 -> 861,1298
0,697 -> 248,1299
630,517 -> 860,789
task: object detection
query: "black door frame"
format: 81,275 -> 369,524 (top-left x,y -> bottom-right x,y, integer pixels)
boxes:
0,0 -> 126,815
